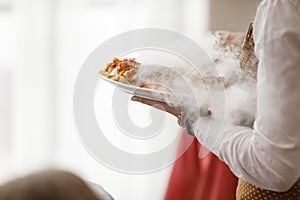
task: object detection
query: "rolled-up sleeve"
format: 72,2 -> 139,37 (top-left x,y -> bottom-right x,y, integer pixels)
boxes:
191,0 -> 300,192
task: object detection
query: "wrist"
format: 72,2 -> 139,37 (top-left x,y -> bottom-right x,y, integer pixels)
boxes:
177,110 -> 187,127
177,106 -> 212,133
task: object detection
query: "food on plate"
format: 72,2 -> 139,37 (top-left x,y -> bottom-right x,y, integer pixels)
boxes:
100,57 -> 140,84
100,57 -> 233,91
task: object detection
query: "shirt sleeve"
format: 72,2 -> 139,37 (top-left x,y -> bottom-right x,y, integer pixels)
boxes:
190,0 -> 300,192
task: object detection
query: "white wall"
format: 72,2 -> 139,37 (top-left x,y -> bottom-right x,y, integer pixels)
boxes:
209,0 -> 261,32
1,0 -> 209,199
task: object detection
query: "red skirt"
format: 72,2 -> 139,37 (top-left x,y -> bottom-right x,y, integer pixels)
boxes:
164,130 -> 238,200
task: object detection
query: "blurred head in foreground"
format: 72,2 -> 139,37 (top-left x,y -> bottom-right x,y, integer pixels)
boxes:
0,170 -> 102,200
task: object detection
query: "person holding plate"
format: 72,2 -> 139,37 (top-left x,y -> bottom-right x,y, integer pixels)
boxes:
132,0 -> 300,199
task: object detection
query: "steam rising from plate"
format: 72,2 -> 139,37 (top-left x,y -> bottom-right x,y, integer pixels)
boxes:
121,34 -> 257,127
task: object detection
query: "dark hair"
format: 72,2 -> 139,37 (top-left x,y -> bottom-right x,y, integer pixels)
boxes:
0,170 -> 102,200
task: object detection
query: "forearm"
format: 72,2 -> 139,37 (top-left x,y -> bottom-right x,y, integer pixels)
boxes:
187,112 -> 300,192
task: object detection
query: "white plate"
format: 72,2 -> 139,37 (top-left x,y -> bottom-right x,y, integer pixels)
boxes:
99,75 -> 177,104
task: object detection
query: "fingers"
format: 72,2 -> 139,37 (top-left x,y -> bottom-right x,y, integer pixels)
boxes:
131,96 -> 162,106
131,96 -> 169,111
131,96 -> 180,117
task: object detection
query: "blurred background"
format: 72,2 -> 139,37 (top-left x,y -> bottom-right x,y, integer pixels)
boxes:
0,0 -> 259,199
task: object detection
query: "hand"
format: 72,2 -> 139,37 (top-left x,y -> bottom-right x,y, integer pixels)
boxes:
211,31 -> 246,58
131,96 -> 212,127
131,96 -> 180,117
212,31 -> 245,48
131,96 -> 185,126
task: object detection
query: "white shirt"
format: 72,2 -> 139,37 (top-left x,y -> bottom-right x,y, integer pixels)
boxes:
191,0 -> 300,192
